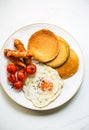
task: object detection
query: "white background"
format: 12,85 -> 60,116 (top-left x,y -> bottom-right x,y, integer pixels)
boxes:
0,0 -> 89,130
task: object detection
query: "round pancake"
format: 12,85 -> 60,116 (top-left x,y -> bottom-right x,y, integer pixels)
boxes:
46,36 -> 70,67
27,29 -> 59,62
55,49 -> 79,79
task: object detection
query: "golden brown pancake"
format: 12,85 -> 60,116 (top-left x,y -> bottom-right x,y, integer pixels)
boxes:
27,29 -> 59,62
55,49 -> 79,79
46,36 -> 70,67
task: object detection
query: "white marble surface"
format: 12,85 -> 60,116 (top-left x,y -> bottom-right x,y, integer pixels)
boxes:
0,0 -> 89,130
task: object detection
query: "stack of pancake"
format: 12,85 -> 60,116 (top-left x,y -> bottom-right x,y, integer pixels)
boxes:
28,29 -> 79,79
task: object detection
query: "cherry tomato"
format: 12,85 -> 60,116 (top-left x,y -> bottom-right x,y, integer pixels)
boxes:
17,70 -> 25,81
26,64 -> 37,74
13,80 -> 23,89
7,64 -> 17,74
24,72 -> 29,80
7,73 -> 16,83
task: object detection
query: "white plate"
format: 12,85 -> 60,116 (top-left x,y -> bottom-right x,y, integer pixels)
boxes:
0,23 -> 84,110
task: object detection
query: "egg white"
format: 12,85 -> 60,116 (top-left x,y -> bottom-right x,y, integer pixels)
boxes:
23,61 -> 64,108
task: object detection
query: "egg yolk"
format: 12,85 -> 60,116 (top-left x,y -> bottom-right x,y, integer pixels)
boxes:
40,81 -> 53,91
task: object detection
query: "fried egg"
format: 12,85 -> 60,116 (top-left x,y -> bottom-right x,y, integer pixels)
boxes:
23,60 -> 64,108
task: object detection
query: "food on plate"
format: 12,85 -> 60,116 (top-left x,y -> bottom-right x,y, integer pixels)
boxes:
7,64 -> 17,74
17,69 -> 26,81
23,61 -> 63,108
26,64 -> 37,74
4,38 -> 31,67
4,28 -> 79,108
55,49 -> 79,79
14,39 -> 26,51
8,56 -> 26,68
7,73 -> 16,83
6,63 -> 37,90
14,39 -> 31,65
13,80 -> 23,90
46,36 -> 70,67
27,29 -> 60,62
4,49 -> 26,68
5,49 -> 27,58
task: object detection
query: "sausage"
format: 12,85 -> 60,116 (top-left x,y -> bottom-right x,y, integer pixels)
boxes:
8,56 -> 26,68
14,39 -> 26,51
14,39 -> 31,64
4,49 -> 26,68
6,50 -> 27,58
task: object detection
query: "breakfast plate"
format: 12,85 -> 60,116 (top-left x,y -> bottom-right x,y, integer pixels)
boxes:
0,23 -> 84,110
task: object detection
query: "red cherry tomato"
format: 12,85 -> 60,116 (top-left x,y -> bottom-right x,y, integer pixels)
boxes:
26,64 -> 37,74
17,70 -> 25,81
7,73 -> 16,83
13,80 -> 23,89
24,73 -> 29,80
7,64 -> 17,74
